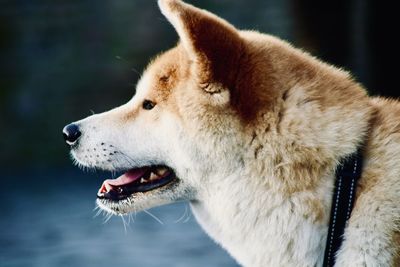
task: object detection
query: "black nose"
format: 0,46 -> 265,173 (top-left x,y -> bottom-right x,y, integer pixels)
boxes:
63,123 -> 81,145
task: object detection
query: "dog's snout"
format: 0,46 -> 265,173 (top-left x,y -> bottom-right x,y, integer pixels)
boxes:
63,123 -> 81,146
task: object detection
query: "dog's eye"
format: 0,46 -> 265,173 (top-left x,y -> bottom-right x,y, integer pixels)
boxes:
142,100 -> 156,110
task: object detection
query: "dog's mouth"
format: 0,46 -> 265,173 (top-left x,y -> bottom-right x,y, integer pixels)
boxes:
97,166 -> 176,201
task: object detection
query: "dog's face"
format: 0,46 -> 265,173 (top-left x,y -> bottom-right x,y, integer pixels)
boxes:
67,46 -> 199,214
63,0 -> 265,214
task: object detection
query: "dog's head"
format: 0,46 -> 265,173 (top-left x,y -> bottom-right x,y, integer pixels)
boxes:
63,0 -> 271,214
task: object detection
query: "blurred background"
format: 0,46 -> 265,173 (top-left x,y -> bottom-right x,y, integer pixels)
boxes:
0,0 -> 397,266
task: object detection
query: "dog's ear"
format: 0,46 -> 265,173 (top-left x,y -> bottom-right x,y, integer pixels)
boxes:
158,0 -> 243,93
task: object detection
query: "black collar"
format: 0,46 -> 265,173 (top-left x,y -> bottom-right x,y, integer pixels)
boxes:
322,146 -> 364,267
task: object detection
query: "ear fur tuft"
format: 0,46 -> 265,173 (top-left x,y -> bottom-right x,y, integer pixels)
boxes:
158,0 -> 244,92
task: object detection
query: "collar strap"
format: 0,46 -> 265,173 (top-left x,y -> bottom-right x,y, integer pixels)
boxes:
322,146 -> 364,267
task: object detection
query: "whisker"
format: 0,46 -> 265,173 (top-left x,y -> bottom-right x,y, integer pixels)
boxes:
120,152 -> 138,169
128,213 -> 134,224
93,206 -> 103,218
131,67 -> 141,75
174,204 -> 189,223
118,151 -> 136,164
183,212 -> 191,223
144,210 -> 164,225
103,212 -> 113,224
120,215 -> 128,233
133,206 -> 138,220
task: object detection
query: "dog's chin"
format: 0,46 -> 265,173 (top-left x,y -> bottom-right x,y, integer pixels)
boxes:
96,177 -> 184,215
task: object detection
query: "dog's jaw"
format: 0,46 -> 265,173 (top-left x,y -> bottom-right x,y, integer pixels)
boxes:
96,178 -> 187,215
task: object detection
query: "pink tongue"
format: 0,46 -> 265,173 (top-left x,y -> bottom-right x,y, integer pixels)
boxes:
105,167 -> 149,186
98,167 -> 151,195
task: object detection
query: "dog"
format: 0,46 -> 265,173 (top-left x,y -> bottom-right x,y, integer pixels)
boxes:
63,0 -> 400,266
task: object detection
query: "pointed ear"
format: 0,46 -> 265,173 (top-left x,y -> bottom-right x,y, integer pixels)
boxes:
158,0 -> 244,92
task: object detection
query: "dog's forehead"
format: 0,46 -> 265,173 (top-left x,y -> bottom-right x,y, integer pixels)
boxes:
135,46 -> 186,100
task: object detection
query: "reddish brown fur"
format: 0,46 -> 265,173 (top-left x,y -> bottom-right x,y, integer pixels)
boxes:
146,47 -> 186,103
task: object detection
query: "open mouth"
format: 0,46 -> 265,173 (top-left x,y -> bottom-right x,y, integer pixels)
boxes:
97,166 -> 176,201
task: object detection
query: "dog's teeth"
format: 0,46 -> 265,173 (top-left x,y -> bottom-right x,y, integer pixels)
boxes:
140,178 -> 146,183
149,172 -> 159,181
155,167 -> 168,177
104,183 -> 113,192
